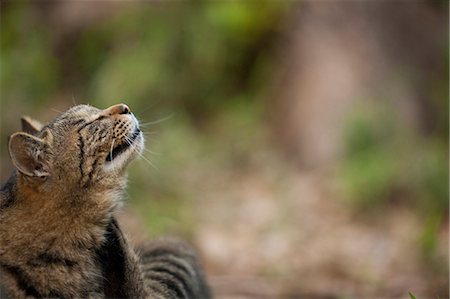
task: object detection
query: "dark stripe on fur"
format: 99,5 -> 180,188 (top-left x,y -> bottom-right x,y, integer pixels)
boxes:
0,174 -> 17,209
77,134 -> 85,180
144,270 -> 188,299
144,260 -> 193,281
143,254 -> 194,271
145,266 -> 194,298
0,263 -> 65,298
142,257 -> 195,293
75,120 -> 93,132
96,218 -> 148,299
139,241 -> 211,299
0,264 -> 41,298
141,247 -> 177,259
88,157 -> 101,183
96,219 -> 128,299
71,119 -> 85,127
27,253 -> 76,268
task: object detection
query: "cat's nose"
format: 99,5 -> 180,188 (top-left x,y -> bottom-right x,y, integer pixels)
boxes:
103,104 -> 131,116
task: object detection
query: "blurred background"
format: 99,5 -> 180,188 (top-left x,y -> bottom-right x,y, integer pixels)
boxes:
0,1 -> 448,298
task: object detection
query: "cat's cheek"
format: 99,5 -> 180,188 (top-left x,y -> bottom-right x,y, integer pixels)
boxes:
137,134 -> 144,155
103,153 -> 129,173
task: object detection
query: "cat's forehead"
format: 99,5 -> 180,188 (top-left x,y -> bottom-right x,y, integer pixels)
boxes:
63,105 -> 102,118
42,105 -> 103,133
52,105 -> 102,124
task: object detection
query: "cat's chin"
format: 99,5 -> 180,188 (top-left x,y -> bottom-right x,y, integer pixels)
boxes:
103,131 -> 144,173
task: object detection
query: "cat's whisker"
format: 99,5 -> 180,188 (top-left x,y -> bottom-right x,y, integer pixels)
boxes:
143,148 -> 161,156
138,114 -> 173,127
71,93 -> 78,106
141,131 -> 159,135
133,99 -> 163,118
109,139 -> 115,163
107,139 -> 122,178
2,103 -> 210,299
127,135 -> 160,156
124,135 -> 158,171
138,133 -> 162,155
138,152 -> 159,171
51,108 -> 63,114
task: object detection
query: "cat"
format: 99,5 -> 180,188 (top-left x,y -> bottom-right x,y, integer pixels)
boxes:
0,104 -> 210,298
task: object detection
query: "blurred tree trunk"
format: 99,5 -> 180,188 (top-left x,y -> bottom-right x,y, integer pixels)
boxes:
269,1 -> 448,169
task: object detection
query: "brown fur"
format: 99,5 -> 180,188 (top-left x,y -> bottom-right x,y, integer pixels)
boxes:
0,104 -> 210,298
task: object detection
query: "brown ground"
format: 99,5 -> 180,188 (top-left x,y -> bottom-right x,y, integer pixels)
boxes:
118,162 -> 449,299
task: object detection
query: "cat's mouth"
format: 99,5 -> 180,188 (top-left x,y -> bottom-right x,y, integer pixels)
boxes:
106,128 -> 141,162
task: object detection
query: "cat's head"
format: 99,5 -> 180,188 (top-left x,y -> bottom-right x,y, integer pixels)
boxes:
8,103 -> 144,192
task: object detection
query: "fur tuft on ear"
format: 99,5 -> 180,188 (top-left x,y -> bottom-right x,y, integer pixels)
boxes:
21,116 -> 43,135
9,132 -> 51,177
40,128 -> 54,147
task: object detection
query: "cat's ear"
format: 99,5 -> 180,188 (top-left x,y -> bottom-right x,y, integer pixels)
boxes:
9,132 -> 52,177
21,116 -> 43,135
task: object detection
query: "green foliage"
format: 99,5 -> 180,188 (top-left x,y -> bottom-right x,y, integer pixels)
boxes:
124,99 -> 265,236
69,2 -> 288,118
338,100 -> 448,212
1,2 -> 287,112
1,2 -> 58,107
420,207 -> 443,260
408,292 -> 417,299
337,102 -> 400,209
0,2 -> 287,236
337,99 -> 448,263
1,2 -> 447,267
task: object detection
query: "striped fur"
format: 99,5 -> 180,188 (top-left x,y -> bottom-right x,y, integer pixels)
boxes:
139,239 -> 211,299
0,104 -> 210,298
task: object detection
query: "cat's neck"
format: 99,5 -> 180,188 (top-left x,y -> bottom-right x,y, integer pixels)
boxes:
0,171 -> 125,259
3,170 -> 124,210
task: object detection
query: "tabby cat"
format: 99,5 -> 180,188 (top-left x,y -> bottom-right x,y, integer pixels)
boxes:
0,104 -> 210,298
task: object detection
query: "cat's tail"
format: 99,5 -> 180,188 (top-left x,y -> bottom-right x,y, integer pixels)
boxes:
137,238 -> 211,299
